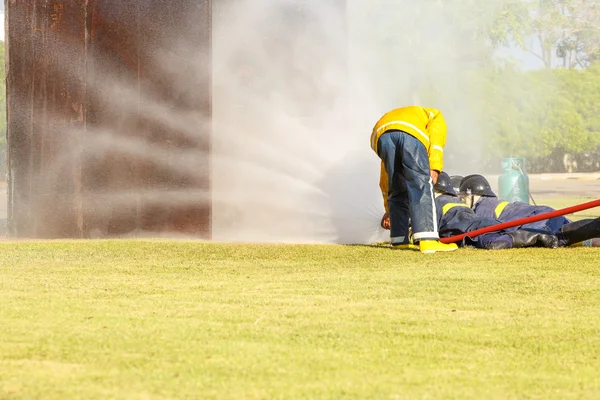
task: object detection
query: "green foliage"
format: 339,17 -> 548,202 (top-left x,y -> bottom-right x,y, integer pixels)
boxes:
488,0 -> 532,48
466,0 -> 600,164
357,0 -> 600,170
480,65 -> 600,160
493,0 -> 600,69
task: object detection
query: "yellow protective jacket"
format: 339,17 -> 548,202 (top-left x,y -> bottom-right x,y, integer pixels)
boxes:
370,106 -> 447,212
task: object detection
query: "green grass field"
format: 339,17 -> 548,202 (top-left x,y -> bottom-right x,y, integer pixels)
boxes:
540,197 -> 600,221
1,240 -> 600,399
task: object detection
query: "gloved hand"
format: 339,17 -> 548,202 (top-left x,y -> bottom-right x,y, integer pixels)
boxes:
381,213 -> 390,230
430,170 -> 439,184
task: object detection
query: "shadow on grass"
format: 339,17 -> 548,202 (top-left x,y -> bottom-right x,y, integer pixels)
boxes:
342,242 -> 391,249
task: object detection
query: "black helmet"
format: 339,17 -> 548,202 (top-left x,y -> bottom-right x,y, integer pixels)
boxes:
450,175 -> 463,192
459,174 -> 496,197
434,172 -> 456,196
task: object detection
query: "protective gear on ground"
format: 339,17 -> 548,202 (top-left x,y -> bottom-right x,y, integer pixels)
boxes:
434,171 -> 456,196
459,174 -> 496,197
474,196 -> 561,227
470,194 -> 600,247
434,193 -> 554,250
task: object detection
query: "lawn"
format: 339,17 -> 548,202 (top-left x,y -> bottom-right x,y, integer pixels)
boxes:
1,240 -> 599,399
538,197 -> 600,221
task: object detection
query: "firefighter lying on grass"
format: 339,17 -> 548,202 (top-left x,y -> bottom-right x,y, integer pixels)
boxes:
381,172 -> 559,250
458,174 -> 600,247
433,172 -> 558,249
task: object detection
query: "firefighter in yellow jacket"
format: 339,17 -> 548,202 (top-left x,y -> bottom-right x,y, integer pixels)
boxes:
371,106 -> 458,253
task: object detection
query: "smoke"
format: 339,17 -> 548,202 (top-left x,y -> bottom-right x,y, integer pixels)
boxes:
210,0 -> 501,243
211,0 -> 376,243
4,0 -> 515,242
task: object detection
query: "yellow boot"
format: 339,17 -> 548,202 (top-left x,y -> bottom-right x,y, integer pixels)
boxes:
419,240 -> 458,254
392,243 -> 419,250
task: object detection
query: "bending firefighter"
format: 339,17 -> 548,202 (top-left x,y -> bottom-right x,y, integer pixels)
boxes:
371,106 -> 457,253
433,172 -> 558,250
459,174 -> 600,247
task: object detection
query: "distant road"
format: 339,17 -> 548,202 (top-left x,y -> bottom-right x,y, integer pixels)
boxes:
488,173 -> 600,199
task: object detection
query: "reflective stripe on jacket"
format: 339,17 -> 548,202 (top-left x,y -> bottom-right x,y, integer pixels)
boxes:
473,197 -> 570,232
373,106 -> 447,212
435,194 -> 506,241
371,106 -> 447,171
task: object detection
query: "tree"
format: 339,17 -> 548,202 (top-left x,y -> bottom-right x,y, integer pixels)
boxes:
479,64 -> 600,165
497,0 -> 600,69
556,0 -> 600,68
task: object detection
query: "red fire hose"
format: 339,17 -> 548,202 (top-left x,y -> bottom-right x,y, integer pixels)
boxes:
440,198 -> 600,244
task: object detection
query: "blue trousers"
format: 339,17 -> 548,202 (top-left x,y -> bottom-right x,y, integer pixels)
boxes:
377,130 -> 439,245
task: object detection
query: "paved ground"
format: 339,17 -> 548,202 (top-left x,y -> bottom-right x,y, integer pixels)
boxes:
490,173 -> 600,199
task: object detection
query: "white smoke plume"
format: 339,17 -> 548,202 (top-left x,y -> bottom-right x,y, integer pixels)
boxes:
210,0 -> 500,243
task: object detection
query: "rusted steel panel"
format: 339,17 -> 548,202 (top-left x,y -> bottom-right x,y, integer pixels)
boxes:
135,0 -> 212,236
5,2 -> 33,237
83,0 -> 145,237
7,0 -> 212,239
6,0 -> 87,238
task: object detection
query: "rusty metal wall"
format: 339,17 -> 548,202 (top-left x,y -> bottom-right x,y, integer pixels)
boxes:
6,0 -> 212,238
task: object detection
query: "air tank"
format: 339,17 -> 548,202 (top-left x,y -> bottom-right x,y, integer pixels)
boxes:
498,157 -> 530,203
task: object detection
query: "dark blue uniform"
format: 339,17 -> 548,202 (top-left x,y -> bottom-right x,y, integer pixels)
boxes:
472,197 -> 570,240
377,131 -> 439,245
436,194 -> 514,249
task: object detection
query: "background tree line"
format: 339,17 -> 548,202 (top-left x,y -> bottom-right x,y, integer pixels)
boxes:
483,0 -> 600,172
363,0 -> 600,173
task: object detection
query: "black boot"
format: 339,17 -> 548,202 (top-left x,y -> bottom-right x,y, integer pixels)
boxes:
509,230 -> 558,248
485,240 -> 512,250
558,217 -> 600,246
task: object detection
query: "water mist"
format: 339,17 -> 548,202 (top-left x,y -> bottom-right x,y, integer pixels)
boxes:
4,0 -> 511,242
211,0 -> 499,243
